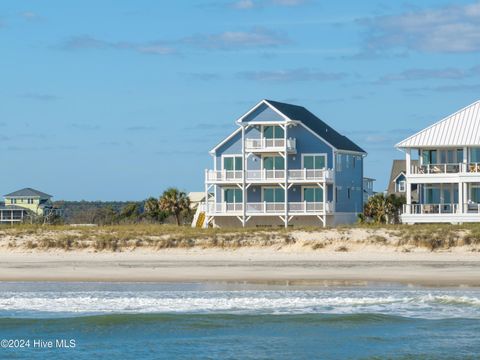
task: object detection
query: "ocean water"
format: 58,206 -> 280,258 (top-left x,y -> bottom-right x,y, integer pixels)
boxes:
0,282 -> 479,359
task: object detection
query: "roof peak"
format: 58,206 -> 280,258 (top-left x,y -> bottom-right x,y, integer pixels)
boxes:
396,99 -> 480,148
4,187 -> 52,198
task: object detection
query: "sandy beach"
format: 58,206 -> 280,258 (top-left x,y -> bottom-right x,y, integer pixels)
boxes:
0,248 -> 479,286
1,225 -> 480,286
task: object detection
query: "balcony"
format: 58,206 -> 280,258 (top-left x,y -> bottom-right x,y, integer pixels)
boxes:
207,201 -> 334,215
245,138 -> 296,153
205,169 -> 334,183
400,203 -> 480,224
411,162 -> 480,175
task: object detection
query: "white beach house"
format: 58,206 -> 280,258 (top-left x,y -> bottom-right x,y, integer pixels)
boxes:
396,100 -> 480,224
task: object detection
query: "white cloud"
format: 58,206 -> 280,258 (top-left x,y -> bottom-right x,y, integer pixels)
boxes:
183,28 -> 289,50
361,1 -> 480,53
238,68 -> 346,82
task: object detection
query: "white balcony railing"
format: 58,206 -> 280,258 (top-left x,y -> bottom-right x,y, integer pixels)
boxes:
403,203 -> 458,214
410,162 -> 480,175
245,138 -> 296,152
205,169 -> 334,182
207,201 -> 333,214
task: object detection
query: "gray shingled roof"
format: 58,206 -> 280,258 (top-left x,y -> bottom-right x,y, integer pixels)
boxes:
265,99 -> 366,153
4,188 -> 52,198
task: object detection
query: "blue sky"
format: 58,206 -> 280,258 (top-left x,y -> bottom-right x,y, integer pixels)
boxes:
1,0 -> 479,200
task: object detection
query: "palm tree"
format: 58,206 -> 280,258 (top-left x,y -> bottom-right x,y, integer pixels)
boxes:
144,197 -> 165,222
159,188 -> 190,226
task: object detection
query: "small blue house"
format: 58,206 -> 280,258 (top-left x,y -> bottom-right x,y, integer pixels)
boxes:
203,99 -> 366,227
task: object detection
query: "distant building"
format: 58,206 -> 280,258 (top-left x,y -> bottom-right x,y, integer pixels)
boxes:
362,177 -> 376,204
387,160 -> 418,200
188,192 -> 213,211
0,188 -> 59,224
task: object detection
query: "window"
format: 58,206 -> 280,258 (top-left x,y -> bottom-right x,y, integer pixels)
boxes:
27,198 -> 34,204
223,156 -> 242,171
11,199 -> 16,204
224,188 -> 242,203
397,180 -> 406,192
263,156 -> 284,170
303,154 -> 326,169
263,187 -> 285,203
263,126 -> 284,139
425,186 -> 440,204
303,187 -> 323,202
347,187 -> 351,199
422,150 -> 437,165
471,148 -> 480,163
336,154 -> 343,171
471,185 -> 480,203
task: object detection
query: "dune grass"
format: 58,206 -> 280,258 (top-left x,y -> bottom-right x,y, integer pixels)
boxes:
1,223 -> 480,252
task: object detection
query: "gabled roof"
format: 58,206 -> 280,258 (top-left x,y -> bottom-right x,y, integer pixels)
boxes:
396,100 -> 480,148
210,99 -> 366,154
264,100 -> 366,153
4,188 -> 52,199
387,160 -> 418,195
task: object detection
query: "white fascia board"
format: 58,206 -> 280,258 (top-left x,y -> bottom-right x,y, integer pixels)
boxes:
337,149 -> 368,156
235,99 -> 290,125
299,122 -> 336,151
392,171 -> 406,183
209,127 -> 242,155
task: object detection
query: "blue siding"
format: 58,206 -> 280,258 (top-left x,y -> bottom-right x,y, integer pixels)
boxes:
288,125 -> 333,169
242,103 -> 284,123
335,153 -> 363,213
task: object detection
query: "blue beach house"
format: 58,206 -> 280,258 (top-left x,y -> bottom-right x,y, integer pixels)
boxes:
202,100 -> 366,228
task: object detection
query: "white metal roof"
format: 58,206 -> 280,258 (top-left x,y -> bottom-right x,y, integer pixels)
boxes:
396,100 -> 480,149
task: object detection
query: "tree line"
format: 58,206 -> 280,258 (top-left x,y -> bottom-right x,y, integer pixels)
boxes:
54,188 -> 192,226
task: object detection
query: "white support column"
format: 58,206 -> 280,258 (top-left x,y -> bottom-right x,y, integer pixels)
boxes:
406,149 -> 411,175
322,183 -> 326,228
458,181 -> 463,214
241,125 -> 246,227
405,150 -> 411,214
284,123 -> 288,228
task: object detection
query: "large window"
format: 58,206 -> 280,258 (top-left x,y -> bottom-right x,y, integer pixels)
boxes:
263,126 -> 284,139
263,156 -> 284,170
471,148 -> 480,163
223,156 -> 242,171
471,185 -> 480,203
425,186 -> 440,204
422,150 -> 437,165
224,188 -> 242,203
263,187 -> 285,203
303,154 -> 326,169
303,187 -> 323,202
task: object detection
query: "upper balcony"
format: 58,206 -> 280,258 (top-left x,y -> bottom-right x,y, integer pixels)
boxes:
205,168 -> 334,184
410,163 -> 480,176
245,138 -> 296,153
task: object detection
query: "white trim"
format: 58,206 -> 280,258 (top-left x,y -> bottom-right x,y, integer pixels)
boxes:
301,153 -> 328,169
260,154 -> 285,171
221,154 -> 243,171
396,100 -> 480,149
261,186 -> 284,202
261,124 -> 285,140
209,127 -> 242,154
392,171 -> 406,183
397,180 -> 406,193
222,187 -> 243,203
235,99 -> 290,124
301,186 -> 324,202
